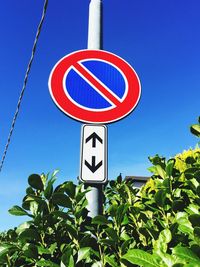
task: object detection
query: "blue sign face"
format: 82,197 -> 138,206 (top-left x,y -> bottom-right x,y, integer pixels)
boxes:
64,59 -> 127,110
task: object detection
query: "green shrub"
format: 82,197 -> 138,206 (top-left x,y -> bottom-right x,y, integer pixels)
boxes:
0,117 -> 200,266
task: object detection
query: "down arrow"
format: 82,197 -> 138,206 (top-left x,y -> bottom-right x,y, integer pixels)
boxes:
86,132 -> 103,148
85,156 -> 103,173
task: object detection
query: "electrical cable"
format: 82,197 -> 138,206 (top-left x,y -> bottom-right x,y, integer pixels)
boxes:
0,0 -> 49,173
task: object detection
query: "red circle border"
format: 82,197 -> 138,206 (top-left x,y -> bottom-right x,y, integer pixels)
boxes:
49,49 -> 141,124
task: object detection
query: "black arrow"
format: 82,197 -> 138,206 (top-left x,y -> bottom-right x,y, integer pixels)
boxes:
85,132 -> 103,148
85,156 -> 103,173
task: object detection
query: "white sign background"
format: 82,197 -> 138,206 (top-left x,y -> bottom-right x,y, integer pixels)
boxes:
80,124 -> 107,183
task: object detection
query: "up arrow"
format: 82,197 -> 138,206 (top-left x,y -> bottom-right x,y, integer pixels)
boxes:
85,156 -> 103,173
85,132 -> 103,148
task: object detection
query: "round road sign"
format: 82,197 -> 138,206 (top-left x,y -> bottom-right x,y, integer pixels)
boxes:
49,49 -> 141,124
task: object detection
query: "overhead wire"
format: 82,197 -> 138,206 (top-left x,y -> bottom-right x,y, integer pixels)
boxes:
0,0 -> 49,173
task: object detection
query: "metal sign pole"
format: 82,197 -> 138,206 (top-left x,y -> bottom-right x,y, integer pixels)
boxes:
85,0 -> 103,218
87,0 -> 102,50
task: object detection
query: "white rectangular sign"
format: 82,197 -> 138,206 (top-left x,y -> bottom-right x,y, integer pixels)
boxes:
80,124 -> 107,183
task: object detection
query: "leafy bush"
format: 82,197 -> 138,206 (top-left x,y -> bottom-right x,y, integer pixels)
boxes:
0,117 -> 200,266
190,117 -> 200,139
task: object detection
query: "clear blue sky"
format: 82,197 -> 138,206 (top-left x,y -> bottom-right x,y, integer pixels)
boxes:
0,0 -> 199,231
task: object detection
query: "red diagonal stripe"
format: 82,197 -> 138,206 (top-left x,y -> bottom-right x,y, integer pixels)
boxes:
73,62 -> 121,107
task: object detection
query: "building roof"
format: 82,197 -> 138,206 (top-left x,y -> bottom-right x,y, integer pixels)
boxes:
125,176 -> 150,188
125,176 -> 150,183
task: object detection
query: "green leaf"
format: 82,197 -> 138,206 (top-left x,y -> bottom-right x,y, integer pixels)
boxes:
121,239 -> 132,255
23,243 -> 38,259
155,190 -> 166,207
91,262 -> 103,267
185,203 -> 199,215
77,247 -> 90,263
92,215 -> 110,225
61,248 -> 74,267
19,228 -> 40,241
185,167 -> 199,174
49,243 -> 57,254
184,171 -> 195,180
64,181 -> 76,198
185,156 -> 196,164
189,214 -> 200,227
65,224 -> 77,239
30,201 -> 39,216
116,204 -> 128,226
159,228 -> 172,244
122,249 -> 159,267
166,159 -> 175,177
8,205 -> 29,216
38,246 -> 51,255
0,243 -> 17,258
153,229 -> 172,255
105,228 -> 118,241
194,171 -> 200,182
190,124 -> 200,137
26,186 -> 35,195
44,177 -> 55,199
117,173 -> 122,183
172,200 -> 185,212
139,227 -> 151,240
190,245 -> 200,260
148,166 -> 157,173
74,206 -> 88,220
176,212 -> 193,235
109,180 -> 116,188
194,227 -> 200,243
163,178 -> 170,190
105,255 -> 118,267
16,221 -> 31,234
37,259 -> 59,266
155,165 -> 166,178
184,264 -> 200,267
196,186 -> 200,196
149,155 -> 165,167
52,211 -> 73,221
194,227 -> 200,237
99,239 -> 116,247
28,174 -> 44,190
23,195 -> 48,214
76,191 -> 87,203
122,214 -> 129,225
173,246 -> 200,264
52,193 -> 72,208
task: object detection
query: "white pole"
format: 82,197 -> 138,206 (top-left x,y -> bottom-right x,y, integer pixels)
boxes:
87,0 -> 102,49
86,0 -> 103,218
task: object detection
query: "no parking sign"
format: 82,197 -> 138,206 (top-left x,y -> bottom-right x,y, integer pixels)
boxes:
49,49 -> 141,183
48,49 -> 141,124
